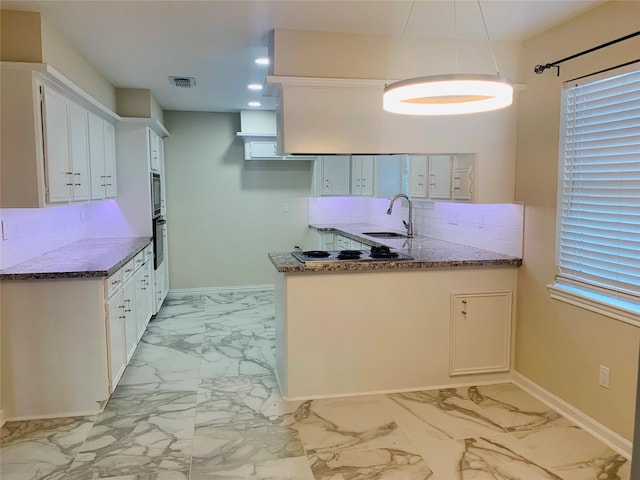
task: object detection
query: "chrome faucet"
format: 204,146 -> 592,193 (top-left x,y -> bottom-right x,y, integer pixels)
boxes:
386,193 -> 414,237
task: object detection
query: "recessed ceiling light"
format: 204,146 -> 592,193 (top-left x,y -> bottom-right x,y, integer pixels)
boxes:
255,57 -> 270,66
248,101 -> 261,107
248,83 -> 263,91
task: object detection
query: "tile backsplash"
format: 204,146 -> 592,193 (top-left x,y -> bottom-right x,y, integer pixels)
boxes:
309,197 -> 524,257
0,200 -> 139,269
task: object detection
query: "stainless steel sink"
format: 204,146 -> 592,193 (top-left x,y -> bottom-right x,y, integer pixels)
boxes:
362,231 -> 408,238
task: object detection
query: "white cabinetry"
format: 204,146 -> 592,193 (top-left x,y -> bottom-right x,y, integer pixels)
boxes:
116,123 -> 166,236
89,113 -> 117,200
449,291 -> 512,375
452,167 -> 473,200
408,155 -> 428,198
149,129 -> 162,172
1,63 -> 119,208
428,155 -> 452,199
106,289 -> 127,391
318,155 -> 350,195
134,247 -> 154,341
41,87 -> 93,203
351,155 -> 374,196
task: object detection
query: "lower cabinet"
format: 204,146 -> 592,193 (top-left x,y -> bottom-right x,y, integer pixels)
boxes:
0,242 -> 157,420
449,291 -> 512,376
107,290 -> 127,390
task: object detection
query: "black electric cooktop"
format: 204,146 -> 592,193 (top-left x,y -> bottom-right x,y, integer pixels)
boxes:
291,247 -> 413,264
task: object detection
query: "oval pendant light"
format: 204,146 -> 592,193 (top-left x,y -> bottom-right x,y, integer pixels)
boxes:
384,0 -> 513,116
383,73 -> 513,115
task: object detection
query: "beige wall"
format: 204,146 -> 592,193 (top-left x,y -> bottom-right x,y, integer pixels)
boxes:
39,15 -> 116,111
0,10 -> 43,62
116,88 -> 165,124
163,111 -> 312,288
514,1 -> 640,441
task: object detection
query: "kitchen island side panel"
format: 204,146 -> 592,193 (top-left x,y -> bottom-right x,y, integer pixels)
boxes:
278,267 -> 517,399
1,278 -> 110,419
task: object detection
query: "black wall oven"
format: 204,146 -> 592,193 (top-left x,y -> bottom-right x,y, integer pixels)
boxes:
153,217 -> 166,270
151,173 -> 162,219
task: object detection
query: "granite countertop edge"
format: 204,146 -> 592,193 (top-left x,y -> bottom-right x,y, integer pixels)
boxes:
270,223 -> 523,273
0,236 -> 152,281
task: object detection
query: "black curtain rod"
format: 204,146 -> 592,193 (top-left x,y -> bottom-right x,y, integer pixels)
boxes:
534,31 -> 640,76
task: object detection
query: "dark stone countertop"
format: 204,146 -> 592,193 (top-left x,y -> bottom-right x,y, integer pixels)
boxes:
269,223 -> 522,273
0,237 -> 152,280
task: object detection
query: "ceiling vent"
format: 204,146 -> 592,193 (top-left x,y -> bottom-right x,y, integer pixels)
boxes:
169,76 -> 196,88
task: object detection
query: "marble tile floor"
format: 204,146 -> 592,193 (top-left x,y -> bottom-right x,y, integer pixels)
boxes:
0,290 -> 631,480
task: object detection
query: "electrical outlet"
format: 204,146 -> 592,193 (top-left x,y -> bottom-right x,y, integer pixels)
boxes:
282,203 -> 289,213
599,365 -> 610,388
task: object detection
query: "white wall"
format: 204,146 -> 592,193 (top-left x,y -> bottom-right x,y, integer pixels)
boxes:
163,111 -> 313,289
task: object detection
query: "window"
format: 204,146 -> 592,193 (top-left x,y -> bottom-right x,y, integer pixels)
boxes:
550,65 -> 640,325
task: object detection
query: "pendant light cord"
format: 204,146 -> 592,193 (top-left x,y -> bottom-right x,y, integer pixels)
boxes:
477,0 -> 501,76
387,0 -> 416,85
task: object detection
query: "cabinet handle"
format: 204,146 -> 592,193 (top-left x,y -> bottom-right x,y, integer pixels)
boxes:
74,172 -> 81,176
75,183 -> 81,186
119,315 -> 126,319
66,183 -> 74,186
111,280 -> 120,285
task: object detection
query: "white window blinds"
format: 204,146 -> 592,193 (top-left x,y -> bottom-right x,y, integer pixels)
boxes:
557,66 -> 640,299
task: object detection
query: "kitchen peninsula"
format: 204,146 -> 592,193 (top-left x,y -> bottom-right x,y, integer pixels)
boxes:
269,225 -> 522,400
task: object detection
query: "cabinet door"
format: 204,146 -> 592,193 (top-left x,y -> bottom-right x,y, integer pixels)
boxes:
107,292 -> 127,391
450,291 -> 512,375
68,102 -> 91,201
321,155 -> 350,195
88,113 -> 106,199
351,155 -> 374,196
452,166 -> 473,200
247,141 -> 278,159
123,278 -> 137,362
149,129 -> 161,172
134,264 -> 149,341
428,155 -> 452,199
103,121 -> 117,198
409,155 -> 428,198
42,86 -> 72,203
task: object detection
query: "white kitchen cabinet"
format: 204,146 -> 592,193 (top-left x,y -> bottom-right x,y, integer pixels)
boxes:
149,129 -> 162,172
335,234 -> 351,250
428,155 -> 452,199
89,112 -> 117,200
246,140 -> 278,159
134,247 -> 154,342
122,275 -> 137,362
1,64 -> 119,208
408,155 -> 428,198
449,291 -> 512,375
318,231 -> 335,250
106,289 -> 127,391
41,86 -> 92,203
351,155 -> 374,196
319,155 -> 350,195
116,122 -> 169,236
452,166 -> 473,200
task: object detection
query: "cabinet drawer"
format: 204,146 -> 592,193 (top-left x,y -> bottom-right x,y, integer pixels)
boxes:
106,270 -> 123,298
143,244 -> 153,261
133,251 -> 145,270
122,260 -> 135,282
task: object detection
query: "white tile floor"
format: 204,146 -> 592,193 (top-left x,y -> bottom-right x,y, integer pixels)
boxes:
0,290 -> 631,479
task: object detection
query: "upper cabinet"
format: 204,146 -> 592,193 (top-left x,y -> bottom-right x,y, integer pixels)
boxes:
312,153 -> 475,202
88,112 -> 117,200
350,155 -> 374,196
1,63 -> 119,208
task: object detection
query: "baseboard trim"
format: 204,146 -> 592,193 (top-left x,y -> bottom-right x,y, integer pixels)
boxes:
279,378 -> 513,403
512,371 -> 632,459
168,284 -> 275,297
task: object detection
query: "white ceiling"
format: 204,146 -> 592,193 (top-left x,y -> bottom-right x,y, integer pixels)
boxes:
3,0 -> 606,113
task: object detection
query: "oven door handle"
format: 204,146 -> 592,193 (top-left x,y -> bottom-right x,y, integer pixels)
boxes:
156,218 -> 167,225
